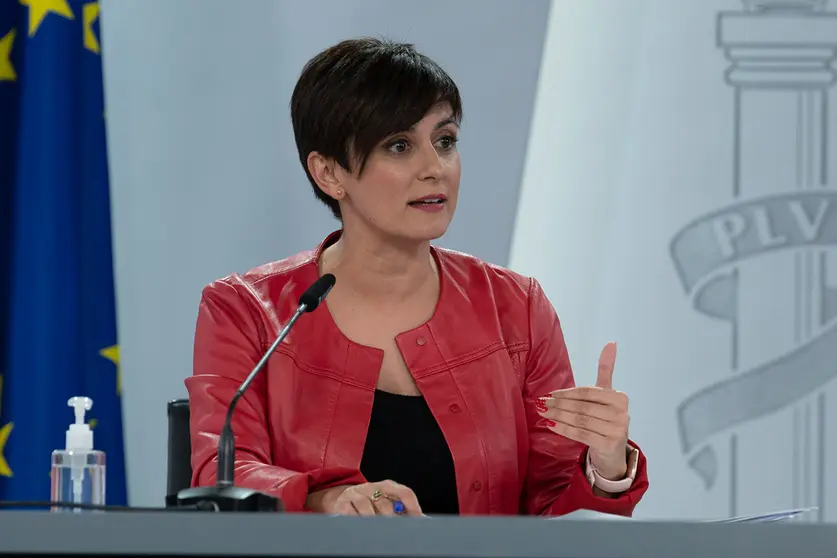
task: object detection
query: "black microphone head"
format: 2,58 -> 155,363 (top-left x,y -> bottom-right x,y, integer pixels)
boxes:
298,273 -> 336,311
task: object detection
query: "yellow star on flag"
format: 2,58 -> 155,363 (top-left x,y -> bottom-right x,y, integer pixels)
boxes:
20,0 -> 74,37
0,423 -> 11,478
0,28 -> 15,82
99,344 -> 122,395
82,2 -> 100,54
0,375 -> 14,478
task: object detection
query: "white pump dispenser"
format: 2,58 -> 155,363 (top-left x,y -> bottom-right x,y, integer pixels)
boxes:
66,396 -> 94,451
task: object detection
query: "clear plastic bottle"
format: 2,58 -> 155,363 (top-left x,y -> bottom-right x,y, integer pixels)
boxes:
50,397 -> 106,512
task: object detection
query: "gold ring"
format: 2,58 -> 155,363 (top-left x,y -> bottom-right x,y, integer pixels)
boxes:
371,490 -> 384,502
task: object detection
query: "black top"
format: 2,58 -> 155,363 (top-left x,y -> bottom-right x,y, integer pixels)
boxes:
359,390 -> 459,515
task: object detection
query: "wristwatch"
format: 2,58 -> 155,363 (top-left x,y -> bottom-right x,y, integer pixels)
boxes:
585,444 -> 639,494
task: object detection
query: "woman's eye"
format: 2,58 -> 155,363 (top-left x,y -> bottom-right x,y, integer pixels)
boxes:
437,135 -> 458,150
388,140 -> 409,153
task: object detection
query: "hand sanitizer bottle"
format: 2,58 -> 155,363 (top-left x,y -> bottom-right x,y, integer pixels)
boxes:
50,397 -> 106,512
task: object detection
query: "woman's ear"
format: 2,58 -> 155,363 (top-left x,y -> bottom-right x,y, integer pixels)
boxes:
307,152 -> 345,201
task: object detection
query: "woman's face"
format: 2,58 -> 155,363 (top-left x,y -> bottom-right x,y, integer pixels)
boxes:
335,102 -> 461,243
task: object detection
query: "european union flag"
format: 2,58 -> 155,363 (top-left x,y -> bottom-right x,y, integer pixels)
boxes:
0,0 -> 127,506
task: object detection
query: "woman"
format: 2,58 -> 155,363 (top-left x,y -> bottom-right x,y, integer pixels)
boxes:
186,37 -> 648,516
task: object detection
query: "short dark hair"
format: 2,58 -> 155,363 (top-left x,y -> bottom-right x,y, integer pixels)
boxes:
290,37 -> 463,220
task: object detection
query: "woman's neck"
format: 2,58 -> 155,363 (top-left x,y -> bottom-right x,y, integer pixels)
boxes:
319,226 -> 438,305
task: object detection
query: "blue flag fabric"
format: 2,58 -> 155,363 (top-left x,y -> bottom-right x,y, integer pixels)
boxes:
0,0 -> 127,505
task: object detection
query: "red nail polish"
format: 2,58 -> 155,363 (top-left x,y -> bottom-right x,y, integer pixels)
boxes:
536,403 -> 548,413
545,420 -> 556,427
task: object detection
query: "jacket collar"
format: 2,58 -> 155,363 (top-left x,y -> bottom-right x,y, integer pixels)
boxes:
284,230 -> 496,386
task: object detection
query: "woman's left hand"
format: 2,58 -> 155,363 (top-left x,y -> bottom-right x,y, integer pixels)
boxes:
536,342 -> 630,480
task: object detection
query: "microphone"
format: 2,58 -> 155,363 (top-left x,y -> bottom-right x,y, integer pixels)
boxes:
172,273 -> 336,512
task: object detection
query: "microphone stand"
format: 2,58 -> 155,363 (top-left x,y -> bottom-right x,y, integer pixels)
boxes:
171,275 -> 335,512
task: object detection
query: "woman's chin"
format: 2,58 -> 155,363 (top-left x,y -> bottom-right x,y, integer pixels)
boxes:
380,224 -> 450,246
406,220 -> 452,242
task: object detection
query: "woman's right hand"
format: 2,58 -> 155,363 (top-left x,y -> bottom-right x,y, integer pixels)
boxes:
307,480 -> 423,516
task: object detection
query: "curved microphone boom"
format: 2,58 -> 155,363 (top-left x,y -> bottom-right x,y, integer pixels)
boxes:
172,274 -> 336,512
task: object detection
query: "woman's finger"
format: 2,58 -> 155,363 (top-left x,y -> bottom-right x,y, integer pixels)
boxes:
331,498 -> 359,516
542,397 -> 620,422
378,480 -> 423,516
545,419 -> 612,452
549,387 -> 629,410
543,409 -> 623,438
371,494 -> 397,516
346,490 -> 377,516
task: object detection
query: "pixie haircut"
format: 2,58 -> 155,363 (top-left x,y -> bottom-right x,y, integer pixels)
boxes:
290,37 -> 463,220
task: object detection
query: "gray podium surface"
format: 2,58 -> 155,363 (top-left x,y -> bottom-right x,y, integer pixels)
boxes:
0,510 -> 835,558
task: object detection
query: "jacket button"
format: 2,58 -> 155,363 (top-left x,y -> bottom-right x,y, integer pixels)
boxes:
416,337 -> 427,346
449,404 -> 461,413
472,481 -> 482,491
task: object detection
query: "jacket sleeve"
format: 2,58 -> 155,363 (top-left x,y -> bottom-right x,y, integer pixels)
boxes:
185,278 -> 365,512
520,278 -> 649,517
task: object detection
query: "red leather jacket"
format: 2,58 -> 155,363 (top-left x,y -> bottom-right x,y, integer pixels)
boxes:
186,232 -> 648,515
